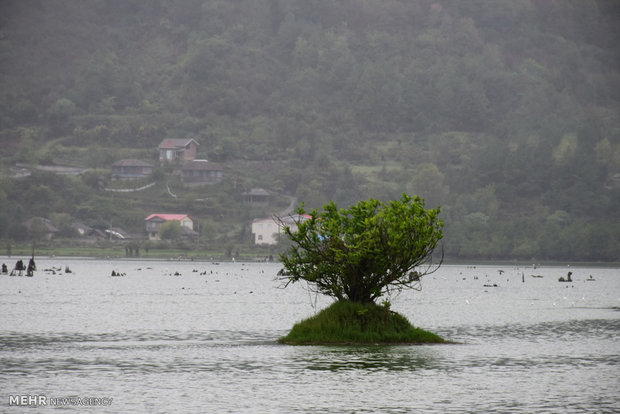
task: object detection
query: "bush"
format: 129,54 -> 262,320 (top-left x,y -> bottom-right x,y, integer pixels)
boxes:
279,301 -> 445,345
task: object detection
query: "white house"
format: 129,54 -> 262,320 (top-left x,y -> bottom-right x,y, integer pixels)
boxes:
251,214 -> 310,245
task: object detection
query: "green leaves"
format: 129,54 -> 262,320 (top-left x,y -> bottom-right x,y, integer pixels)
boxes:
279,193 -> 444,304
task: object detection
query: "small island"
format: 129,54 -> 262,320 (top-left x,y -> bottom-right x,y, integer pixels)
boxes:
277,194 -> 446,345
279,300 -> 444,345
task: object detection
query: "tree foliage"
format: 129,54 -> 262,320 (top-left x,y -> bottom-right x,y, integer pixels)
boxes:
159,220 -> 183,240
279,194 -> 444,304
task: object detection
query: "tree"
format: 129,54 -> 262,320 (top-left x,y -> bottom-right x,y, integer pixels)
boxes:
47,98 -> 76,136
279,194 -> 444,304
16,127 -> 41,164
159,220 -> 183,240
408,162 -> 450,208
27,218 -> 48,242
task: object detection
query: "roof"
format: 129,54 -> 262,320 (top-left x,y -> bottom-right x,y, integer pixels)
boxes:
181,159 -> 223,171
282,214 -> 312,224
145,214 -> 191,222
105,227 -> 129,239
22,217 -> 58,233
112,159 -> 153,167
158,138 -> 200,149
252,214 -> 311,225
252,217 -> 277,224
243,188 -> 270,196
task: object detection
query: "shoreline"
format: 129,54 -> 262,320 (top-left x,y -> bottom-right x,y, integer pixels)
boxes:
0,253 -> 618,268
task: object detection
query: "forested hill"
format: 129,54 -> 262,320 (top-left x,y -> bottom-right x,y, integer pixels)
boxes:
1,0 -> 619,261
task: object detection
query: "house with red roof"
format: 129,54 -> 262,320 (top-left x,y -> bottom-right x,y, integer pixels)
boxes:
145,213 -> 195,240
158,138 -> 199,163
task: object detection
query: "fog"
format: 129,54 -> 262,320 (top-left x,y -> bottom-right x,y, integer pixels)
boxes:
1,0 -> 619,261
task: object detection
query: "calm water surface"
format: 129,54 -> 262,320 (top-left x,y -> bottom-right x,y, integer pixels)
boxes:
0,258 -> 618,413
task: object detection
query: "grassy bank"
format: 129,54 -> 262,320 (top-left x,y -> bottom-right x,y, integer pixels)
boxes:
0,242 -> 266,261
279,300 -> 445,345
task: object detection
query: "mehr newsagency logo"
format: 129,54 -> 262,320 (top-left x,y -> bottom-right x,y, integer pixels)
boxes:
9,395 -> 113,407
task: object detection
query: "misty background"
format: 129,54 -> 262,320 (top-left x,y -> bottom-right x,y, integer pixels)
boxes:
0,0 -> 619,261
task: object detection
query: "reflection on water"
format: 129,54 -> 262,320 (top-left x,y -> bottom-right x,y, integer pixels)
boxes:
297,346 -> 441,372
0,259 -> 618,413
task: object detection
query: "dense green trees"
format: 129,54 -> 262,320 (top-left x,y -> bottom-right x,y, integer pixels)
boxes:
0,0 -> 618,260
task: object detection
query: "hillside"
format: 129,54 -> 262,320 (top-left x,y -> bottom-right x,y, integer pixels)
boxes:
0,0 -> 619,261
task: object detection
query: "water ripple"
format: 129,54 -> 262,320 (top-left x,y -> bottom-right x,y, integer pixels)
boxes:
442,318 -> 620,343
0,329 -> 281,350
1,261 -> 619,413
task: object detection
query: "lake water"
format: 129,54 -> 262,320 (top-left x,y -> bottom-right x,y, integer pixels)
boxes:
0,258 -> 618,413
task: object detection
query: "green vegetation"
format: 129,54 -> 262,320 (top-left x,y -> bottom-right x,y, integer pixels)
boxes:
279,194 -> 443,303
1,0 -> 619,261
159,220 -> 183,240
279,300 -> 445,345
1,240 -> 256,261
278,195 -> 445,344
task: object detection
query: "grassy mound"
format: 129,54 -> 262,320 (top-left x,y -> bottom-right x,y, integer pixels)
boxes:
279,300 -> 445,345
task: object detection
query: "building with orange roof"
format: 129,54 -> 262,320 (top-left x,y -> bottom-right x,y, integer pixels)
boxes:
145,213 -> 194,240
